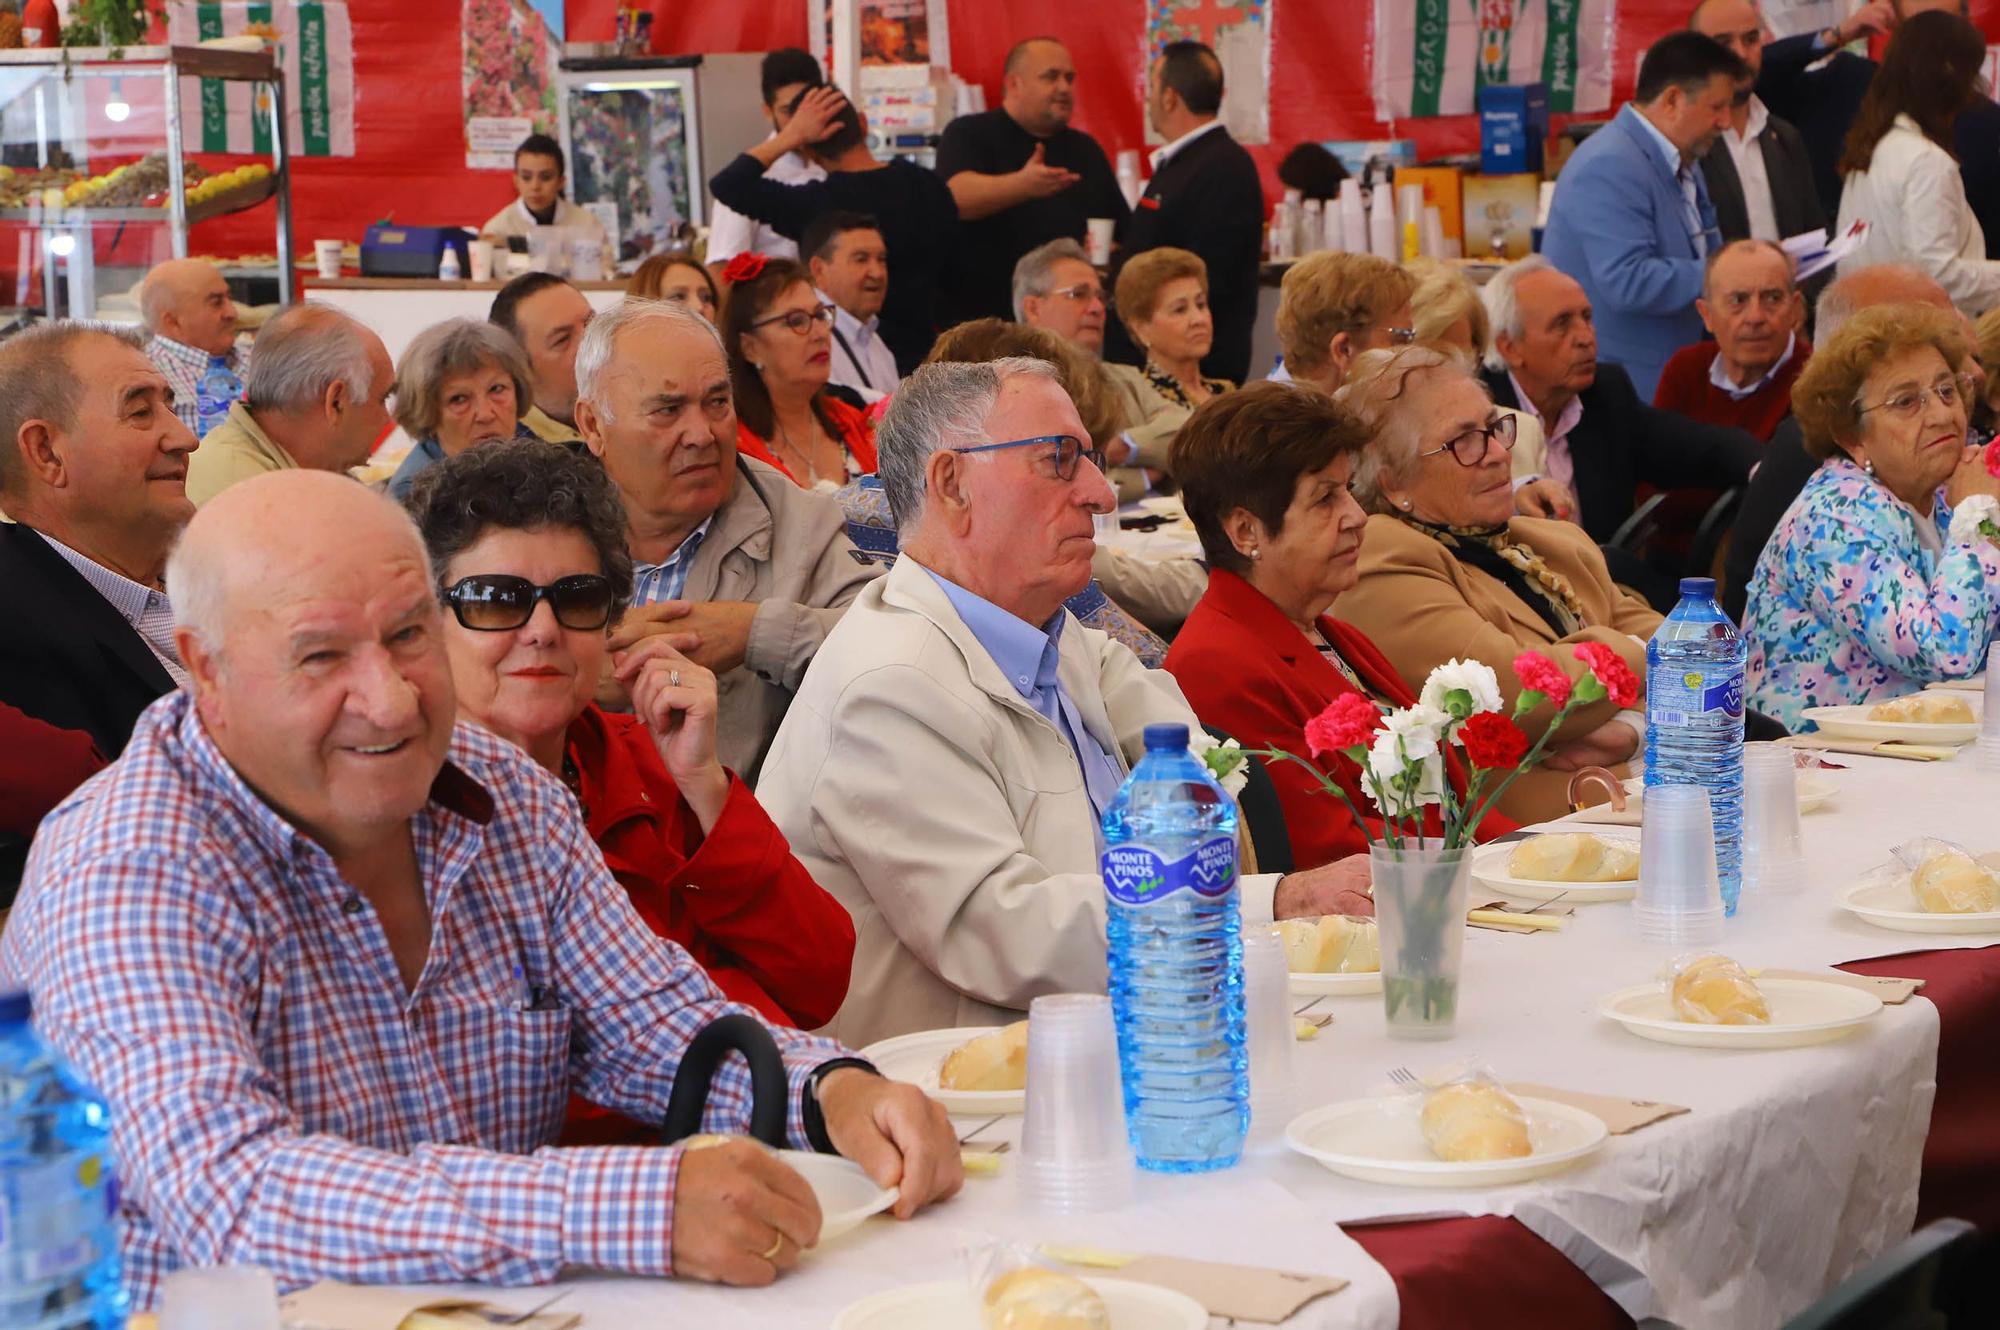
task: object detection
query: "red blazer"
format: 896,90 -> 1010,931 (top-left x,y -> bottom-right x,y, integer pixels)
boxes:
1165,569 -> 1514,870
735,394 -> 878,484
560,704 -> 856,1144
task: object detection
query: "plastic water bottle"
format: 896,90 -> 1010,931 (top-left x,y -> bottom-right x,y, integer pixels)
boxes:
437,243 -> 462,282
1100,723 -> 1248,1173
0,990 -> 126,1329
1645,577 -> 1747,914
194,356 -> 242,438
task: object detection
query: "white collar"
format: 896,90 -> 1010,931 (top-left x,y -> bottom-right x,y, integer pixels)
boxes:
1723,96 -> 1770,147
819,286 -> 879,341
1149,118 -> 1224,172
1708,332 -> 1797,400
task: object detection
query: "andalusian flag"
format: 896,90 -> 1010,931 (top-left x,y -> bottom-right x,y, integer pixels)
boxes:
1373,0 -> 1614,121
165,2 -> 356,157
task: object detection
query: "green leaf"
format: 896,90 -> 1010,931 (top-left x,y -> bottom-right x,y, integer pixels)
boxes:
1573,672 -> 1607,704
1513,688 -> 1545,718
1444,687 -> 1473,719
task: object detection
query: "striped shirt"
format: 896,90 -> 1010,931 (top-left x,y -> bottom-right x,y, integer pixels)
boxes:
630,517 -> 713,608
35,531 -> 187,686
146,333 -> 246,437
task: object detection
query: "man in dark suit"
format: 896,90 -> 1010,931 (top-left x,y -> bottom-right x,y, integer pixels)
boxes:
0,323 -> 195,759
1103,40 -> 1264,384
1691,0 -> 1824,244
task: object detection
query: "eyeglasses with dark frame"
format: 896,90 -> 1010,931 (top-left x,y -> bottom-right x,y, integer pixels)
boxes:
751,303 -> 837,336
948,433 -> 1108,481
1417,413 -> 1519,466
441,574 -> 616,632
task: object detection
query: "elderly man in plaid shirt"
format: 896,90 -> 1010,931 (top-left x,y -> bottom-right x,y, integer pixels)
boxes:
0,469 -> 960,1310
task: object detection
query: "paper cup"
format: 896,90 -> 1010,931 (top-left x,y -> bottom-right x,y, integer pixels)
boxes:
1086,217 -> 1115,266
312,238 -> 342,280
468,239 -> 494,282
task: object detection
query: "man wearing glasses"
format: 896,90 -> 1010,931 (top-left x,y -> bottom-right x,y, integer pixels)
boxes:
757,358 -> 1377,1047
1655,239 -> 1809,441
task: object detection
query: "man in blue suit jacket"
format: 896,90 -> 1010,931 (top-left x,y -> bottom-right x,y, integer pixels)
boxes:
1542,31 -> 1749,400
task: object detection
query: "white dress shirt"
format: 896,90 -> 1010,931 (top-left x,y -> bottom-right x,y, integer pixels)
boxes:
823,290 -> 898,402
1719,97 -> 1780,243
706,142 -> 827,266
1148,118 -> 1226,173
1708,332 -> 1797,401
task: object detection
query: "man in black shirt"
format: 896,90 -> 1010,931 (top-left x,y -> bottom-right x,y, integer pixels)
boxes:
934,37 -> 1128,323
709,85 -> 959,375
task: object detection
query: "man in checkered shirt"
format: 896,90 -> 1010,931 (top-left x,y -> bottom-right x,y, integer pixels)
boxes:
0,469 -> 960,1310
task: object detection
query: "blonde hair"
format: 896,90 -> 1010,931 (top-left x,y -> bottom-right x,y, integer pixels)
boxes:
1791,303 -> 1971,461
1975,305 -> 2000,383
1405,257 -> 1490,366
1276,251 -> 1415,382
1335,344 -> 1469,512
1113,247 -> 1207,336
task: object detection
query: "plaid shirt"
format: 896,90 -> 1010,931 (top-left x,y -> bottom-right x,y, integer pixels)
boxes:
0,692 -> 847,1309
145,334 -> 246,436
630,517 -> 712,608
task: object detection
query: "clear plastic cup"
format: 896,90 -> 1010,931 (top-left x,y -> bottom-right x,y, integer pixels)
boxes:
1018,993 -> 1134,1214
1979,643 -> 2000,773
1240,925 -> 1295,1128
1633,784 -> 1724,945
1740,745 -> 1807,897
159,1266 -> 282,1330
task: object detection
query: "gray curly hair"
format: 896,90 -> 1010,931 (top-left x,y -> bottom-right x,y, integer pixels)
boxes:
1335,344 -> 1469,513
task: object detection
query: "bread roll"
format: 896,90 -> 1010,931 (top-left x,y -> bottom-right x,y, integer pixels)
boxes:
1419,1082 -> 1532,1162
1507,833 -> 1640,882
1274,915 -> 1380,974
982,1268 -> 1110,1330
938,1021 -> 1029,1092
1912,850 -> 2000,913
1868,693 -> 1975,724
1670,954 -> 1770,1025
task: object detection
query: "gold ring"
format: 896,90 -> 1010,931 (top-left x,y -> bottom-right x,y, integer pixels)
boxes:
759,1232 -> 784,1261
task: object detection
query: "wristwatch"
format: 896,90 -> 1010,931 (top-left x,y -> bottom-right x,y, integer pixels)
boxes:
802,1057 -> 879,1153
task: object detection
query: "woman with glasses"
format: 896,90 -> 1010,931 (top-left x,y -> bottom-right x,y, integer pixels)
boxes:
1335,346 -> 1662,822
385,318 -> 538,502
1744,305 -> 2000,729
719,254 -> 876,490
405,438 -> 854,1140
1272,250 -> 1416,393
627,251 -> 720,324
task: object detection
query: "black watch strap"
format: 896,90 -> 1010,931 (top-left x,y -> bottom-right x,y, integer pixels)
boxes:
802,1057 -> 880,1153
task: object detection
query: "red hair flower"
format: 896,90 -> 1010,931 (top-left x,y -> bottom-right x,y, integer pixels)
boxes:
1511,650 -> 1572,708
720,252 -> 769,284
1984,437 -> 2000,479
1459,711 -> 1530,770
1572,642 -> 1641,708
1304,692 -> 1384,755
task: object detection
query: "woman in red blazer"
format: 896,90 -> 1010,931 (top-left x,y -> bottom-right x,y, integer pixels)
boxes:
1166,383 -> 1513,870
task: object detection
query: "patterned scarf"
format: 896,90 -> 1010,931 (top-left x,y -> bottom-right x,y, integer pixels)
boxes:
1392,512 -> 1586,638
1143,360 -> 1231,409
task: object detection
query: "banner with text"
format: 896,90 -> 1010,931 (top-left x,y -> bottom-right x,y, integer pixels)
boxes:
166,2 -> 355,157
1373,0 -> 1615,122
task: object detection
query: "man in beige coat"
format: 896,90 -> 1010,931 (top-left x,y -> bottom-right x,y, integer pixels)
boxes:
576,299 -> 881,780
757,357 -> 1374,1046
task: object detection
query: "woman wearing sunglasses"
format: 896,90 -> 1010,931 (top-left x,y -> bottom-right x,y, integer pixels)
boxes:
405,439 -> 855,1139
1333,346 -> 1662,823
719,254 -> 876,490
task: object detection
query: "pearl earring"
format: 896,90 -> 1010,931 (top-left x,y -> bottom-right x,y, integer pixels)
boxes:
1863,458 -> 1875,476
1401,499 -> 1413,510
1248,547 -> 1261,561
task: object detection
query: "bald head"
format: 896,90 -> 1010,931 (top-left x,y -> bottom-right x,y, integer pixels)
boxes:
1816,264 -> 1954,343
140,258 -> 240,356
1689,0 -> 1765,80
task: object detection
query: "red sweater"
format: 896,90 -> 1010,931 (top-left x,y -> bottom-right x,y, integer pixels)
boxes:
736,394 -> 878,484
1652,338 -> 1808,442
0,702 -> 103,838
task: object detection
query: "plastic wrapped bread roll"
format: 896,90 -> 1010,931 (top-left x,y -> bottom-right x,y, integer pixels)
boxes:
1668,954 -> 1771,1025
1419,1081 -> 1533,1162
1911,849 -> 2000,913
939,1021 -> 1030,1092
1273,914 -> 1380,973
982,1268 -> 1111,1330
1867,693 -> 1975,724
1506,832 -> 1640,882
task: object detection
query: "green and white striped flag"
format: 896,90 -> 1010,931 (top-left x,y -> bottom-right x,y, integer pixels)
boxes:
1373,0 -> 1614,121
165,1 -> 356,157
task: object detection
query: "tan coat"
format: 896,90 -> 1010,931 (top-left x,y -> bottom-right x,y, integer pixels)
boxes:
1102,361 -> 1208,474
185,402 -> 299,507
1337,514 -> 1661,823
755,556 -> 1281,1047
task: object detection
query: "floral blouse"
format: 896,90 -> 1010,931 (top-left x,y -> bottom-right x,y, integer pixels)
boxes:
1743,458 -> 2000,730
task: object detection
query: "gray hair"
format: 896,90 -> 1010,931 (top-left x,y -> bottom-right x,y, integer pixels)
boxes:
1814,263 -> 1940,344
1701,238 -> 1796,298
1011,237 -> 1091,322
1480,254 -> 1557,372
391,318 -> 532,442
0,321 -> 145,500
244,303 -> 378,413
1335,343 -> 1463,512
575,296 -> 725,421
877,356 -> 1059,528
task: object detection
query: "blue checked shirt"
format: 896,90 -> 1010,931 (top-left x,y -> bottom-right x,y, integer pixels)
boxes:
35,531 -> 187,686
0,692 -> 847,1308
146,333 -> 246,437
630,517 -> 713,608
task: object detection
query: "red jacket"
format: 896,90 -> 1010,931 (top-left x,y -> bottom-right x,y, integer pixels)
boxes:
1165,570 -> 1514,870
735,395 -> 878,485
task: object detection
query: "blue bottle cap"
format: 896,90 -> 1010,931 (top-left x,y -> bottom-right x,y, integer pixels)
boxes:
1143,722 -> 1191,751
0,990 -> 30,1024
1679,577 -> 1717,598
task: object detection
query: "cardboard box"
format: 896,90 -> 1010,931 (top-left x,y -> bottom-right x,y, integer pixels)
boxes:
1461,173 -> 1542,261
1479,83 -> 1549,176
1393,166 -> 1465,245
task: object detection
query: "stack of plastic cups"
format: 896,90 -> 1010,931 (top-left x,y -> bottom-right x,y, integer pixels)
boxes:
1632,785 -> 1725,945
1018,994 -> 1136,1214
1240,925 -> 1295,1134
1739,746 -> 1807,902
1979,642 -> 2000,774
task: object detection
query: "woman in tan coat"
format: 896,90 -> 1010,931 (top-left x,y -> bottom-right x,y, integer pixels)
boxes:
1334,346 -> 1661,822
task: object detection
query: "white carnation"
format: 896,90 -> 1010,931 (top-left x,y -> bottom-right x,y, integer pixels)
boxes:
1362,711 -> 1449,816
1420,658 -> 1503,720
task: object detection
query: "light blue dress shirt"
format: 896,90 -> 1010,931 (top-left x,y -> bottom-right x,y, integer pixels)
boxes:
1632,110 -> 1709,258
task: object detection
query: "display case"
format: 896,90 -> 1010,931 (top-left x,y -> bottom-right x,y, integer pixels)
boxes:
0,44 -> 294,321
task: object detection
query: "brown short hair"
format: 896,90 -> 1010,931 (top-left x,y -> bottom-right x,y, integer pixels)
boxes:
1791,303 -> 1972,460
628,251 -> 719,307
1113,247 -> 1207,334
924,318 -> 1121,451
1172,380 -> 1373,577
1277,251 -> 1415,381
0,322 -> 145,501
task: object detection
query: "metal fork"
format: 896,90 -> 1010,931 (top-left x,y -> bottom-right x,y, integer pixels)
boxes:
956,1114 -> 1003,1146
1386,1066 -> 1422,1091
485,1288 -> 572,1325
1512,891 -> 1569,915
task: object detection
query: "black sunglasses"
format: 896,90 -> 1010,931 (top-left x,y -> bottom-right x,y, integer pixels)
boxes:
441,574 -> 616,632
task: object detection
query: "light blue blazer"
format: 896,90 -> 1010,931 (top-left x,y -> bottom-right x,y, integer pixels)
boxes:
1541,104 -> 1721,402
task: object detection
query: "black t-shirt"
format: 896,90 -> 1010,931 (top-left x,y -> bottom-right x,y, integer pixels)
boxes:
933,110 -> 1128,322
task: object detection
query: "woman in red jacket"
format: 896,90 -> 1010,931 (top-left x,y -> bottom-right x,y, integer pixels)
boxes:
406,437 -> 855,1136
1164,382 -> 1513,870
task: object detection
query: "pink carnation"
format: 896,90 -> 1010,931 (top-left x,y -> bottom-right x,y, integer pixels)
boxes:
1572,642 -> 1641,708
1511,650 -> 1572,708
1985,437 -> 2000,479
1305,692 -> 1384,755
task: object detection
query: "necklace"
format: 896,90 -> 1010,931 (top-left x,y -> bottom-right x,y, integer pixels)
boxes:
559,753 -> 589,821
774,410 -> 827,487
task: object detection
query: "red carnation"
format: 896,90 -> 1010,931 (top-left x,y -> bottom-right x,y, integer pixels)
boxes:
1573,642 -> 1641,708
720,251 -> 769,284
1305,692 -> 1384,755
1985,437 -> 2000,479
1511,650 -> 1572,708
1459,711 -> 1531,770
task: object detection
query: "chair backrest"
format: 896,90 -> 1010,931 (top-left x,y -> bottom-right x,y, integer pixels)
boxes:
1203,724 -> 1293,876
1687,485 -> 1743,590
1781,1219 -> 1979,1330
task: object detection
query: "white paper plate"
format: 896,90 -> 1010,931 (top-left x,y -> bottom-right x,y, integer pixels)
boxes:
1622,773 -> 1835,813
1470,836 -> 1641,902
859,1027 -> 1023,1115
773,1150 -> 898,1243
1597,976 -> 1881,1048
1802,703 -> 1980,745
1926,676 -> 1984,693
833,1276 -> 1207,1330
1289,969 -> 1383,996
1284,1095 -> 1607,1188
1838,871 -> 2000,934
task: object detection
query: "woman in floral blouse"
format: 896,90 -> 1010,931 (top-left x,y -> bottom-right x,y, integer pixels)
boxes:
1743,304 -> 2000,729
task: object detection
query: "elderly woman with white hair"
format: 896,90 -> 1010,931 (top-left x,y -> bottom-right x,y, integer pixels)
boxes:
1334,345 -> 1661,822
386,318 -> 536,501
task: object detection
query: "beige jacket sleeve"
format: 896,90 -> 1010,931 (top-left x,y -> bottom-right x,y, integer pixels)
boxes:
1104,363 -> 1191,474
1091,546 -> 1208,640
744,500 -> 883,692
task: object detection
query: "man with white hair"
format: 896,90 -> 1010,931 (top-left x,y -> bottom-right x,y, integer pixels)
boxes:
1654,238 -> 1807,441
139,256 -> 247,438
183,303 -> 395,505
756,357 -> 1376,1046
0,469 -> 961,1310
573,299 -> 880,779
